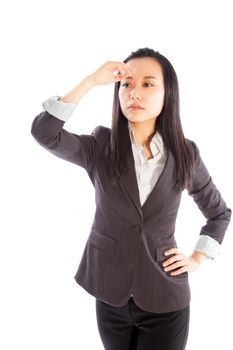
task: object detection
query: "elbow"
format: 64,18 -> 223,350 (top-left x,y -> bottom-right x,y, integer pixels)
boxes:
30,111 -> 62,148
30,112 -> 46,142
226,207 -> 232,223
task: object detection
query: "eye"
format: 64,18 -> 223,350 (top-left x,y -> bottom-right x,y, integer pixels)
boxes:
121,82 -> 131,87
144,83 -> 153,87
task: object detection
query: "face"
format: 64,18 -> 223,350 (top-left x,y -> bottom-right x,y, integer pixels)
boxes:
118,57 -> 165,124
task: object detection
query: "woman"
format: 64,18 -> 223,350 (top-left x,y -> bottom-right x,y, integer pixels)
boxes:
31,48 -> 231,350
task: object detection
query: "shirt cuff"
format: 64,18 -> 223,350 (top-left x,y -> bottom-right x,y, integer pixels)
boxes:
42,95 -> 78,122
194,234 -> 221,259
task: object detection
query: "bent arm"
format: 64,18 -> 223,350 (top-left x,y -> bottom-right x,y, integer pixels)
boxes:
187,141 -> 232,259
31,61 -> 134,169
31,107 -> 98,171
31,73 -> 103,170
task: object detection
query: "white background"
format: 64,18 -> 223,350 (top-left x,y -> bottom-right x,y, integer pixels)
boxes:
1,0 -> 233,349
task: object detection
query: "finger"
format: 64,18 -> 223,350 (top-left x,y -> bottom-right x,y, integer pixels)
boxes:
113,69 -> 129,78
113,72 -> 128,82
170,266 -> 188,276
113,70 -> 133,83
112,70 -> 127,82
113,70 -> 129,80
163,259 -> 187,272
163,254 -> 184,267
164,248 -> 181,256
119,62 -> 134,75
113,62 -> 134,77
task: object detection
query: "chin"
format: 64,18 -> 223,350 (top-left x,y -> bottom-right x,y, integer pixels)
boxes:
126,115 -> 152,123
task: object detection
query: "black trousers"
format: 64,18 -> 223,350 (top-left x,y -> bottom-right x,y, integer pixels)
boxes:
95,296 -> 190,350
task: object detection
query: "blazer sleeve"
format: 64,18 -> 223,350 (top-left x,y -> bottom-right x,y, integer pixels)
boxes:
31,110 -> 100,173
187,141 -> 231,245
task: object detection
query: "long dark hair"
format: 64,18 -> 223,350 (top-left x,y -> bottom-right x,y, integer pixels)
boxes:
108,47 -> 195,191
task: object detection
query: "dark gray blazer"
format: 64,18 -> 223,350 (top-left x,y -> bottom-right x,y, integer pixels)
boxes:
31,111 -> 231,313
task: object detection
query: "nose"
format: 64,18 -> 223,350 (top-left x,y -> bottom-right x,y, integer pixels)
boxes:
129,89 -> 142,100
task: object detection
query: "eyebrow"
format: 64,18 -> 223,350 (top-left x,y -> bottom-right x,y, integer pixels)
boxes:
125,75 -> 159,80
125,76 -> 159,80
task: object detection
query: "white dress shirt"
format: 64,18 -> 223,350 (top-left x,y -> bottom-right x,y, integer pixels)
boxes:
41,95 -> 221,260
128,122 -> 166,206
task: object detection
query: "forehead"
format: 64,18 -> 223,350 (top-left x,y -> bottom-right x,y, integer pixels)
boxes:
125,57 -> 163,78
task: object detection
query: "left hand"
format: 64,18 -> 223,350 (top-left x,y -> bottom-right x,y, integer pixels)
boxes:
162,248 -> 207,276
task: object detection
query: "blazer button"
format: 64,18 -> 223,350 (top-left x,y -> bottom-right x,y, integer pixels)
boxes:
133,224 -> 142,233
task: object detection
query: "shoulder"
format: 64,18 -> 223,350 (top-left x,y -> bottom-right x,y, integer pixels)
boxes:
91,125 -> 110,138
91,125 -> 111,145
92,125 -> 110,135
185,137 -> 200,158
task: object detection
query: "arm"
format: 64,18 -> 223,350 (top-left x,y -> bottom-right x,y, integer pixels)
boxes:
187,141 -> 231,255
163,142 -> 231,275
31,61 -> 134,169
59,75 -> 97,104
191,250 -> 207,263
31,75 -> 98,170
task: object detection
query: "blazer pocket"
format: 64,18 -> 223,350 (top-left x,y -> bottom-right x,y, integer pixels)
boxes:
88,228 -> 117,254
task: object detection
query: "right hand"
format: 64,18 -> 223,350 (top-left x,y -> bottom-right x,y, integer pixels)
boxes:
89,61 -> 136,86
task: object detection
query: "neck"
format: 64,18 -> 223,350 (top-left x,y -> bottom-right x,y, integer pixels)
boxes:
129,119 -> 157,146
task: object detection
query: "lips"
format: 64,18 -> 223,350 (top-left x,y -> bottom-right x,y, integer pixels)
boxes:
127,104 -> 144,110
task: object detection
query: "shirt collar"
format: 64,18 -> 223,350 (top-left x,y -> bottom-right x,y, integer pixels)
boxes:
128,121 -> 165,157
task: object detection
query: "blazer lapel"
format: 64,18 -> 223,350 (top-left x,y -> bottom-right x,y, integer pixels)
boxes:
141,149 -> 170,210
119,144 -> 171,219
